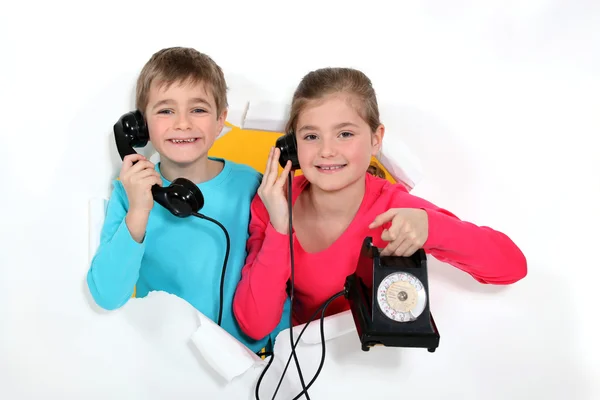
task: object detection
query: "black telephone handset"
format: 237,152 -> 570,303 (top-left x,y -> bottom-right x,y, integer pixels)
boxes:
275,133 -> 300,170
113,110 -> 205,218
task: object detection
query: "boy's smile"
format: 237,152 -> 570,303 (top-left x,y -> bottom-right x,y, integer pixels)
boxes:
168,138 -> 198,144
166,136 -> 201,149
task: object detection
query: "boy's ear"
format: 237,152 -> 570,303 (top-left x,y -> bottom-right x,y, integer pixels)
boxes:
217,108 -> 228,131
371,124 -> 385,156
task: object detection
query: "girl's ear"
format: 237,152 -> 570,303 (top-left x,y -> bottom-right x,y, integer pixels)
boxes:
371,124 -> 385,156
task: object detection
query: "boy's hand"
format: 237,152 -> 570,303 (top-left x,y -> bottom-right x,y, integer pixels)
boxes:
369,208 -> 428,256
258,147 -> 293,234
119,154 -> 162,214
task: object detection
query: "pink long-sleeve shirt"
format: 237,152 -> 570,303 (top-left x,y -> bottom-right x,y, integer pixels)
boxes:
233,173 -> 527,340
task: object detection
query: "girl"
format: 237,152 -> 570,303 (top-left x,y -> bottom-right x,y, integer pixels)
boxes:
233,67 -> 527,341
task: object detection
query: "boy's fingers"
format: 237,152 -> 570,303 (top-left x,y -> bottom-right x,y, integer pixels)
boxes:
129,160 -> 155,174
140,175 -> 161,188
132,167 -> 160,181
122,161 -> 155,183
122,154 -> 146,169
123,153 -> 145,163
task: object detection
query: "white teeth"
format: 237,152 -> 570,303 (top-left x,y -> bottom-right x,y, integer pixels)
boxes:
320,165 -> 344,170
170,138 -> 197,143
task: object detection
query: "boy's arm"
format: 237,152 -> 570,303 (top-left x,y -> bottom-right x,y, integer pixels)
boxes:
233,194 -> 291,341
86,181 -> 146,310
386,187 -> 527,284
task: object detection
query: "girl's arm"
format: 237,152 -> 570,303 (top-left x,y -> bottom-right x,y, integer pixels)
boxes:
233,194 -> 291,340
383,188 -> 527,285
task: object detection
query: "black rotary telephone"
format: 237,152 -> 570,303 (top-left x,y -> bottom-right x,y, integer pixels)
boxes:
113,110 -> 205,218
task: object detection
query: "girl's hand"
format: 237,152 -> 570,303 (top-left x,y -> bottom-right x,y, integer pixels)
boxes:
369,208 -> 429,256
258,147 -> 293,234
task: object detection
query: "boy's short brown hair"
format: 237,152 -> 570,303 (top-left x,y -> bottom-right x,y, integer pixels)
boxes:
135,47 -> 228,116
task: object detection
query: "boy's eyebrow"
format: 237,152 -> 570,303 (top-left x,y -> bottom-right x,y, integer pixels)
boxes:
189,97 -> 212,107
151,97 -> 212,110
152,99 -> 174,110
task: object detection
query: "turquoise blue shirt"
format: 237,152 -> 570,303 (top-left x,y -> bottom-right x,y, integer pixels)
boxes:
87,157 -> 290,353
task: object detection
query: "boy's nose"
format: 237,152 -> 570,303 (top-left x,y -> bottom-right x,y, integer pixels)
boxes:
175,114 -> 192,130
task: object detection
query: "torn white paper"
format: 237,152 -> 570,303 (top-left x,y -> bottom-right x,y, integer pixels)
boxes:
85,290 -> 264,399
377,137 -> 424,190
225,94 -> 249,128
294,310 -> 356,345
216,125 -> 232,139
242,100 -> 290,132
190,311 -> 265,382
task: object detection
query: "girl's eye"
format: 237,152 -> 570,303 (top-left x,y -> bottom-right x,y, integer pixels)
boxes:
158,109 -> 173,114
340,131 -> 354,138
304,134 -> 317,140
192,108 -> 206,113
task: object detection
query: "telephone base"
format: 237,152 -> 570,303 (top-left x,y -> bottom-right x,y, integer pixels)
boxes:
344,237 -> 441,353
346,272 -> 440,352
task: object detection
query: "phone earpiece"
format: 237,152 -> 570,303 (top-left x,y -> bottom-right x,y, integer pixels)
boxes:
113,110 -> 205,218
151,178 -> 204,218
275,133 -> 300,170
114,110 -> 149,156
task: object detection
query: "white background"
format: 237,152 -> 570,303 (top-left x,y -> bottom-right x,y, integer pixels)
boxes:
1,0 -> 599,399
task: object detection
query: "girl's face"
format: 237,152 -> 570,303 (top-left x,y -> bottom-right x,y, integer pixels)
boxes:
295,93 -> 384,193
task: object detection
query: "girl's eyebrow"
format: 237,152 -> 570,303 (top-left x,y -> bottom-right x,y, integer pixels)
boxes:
297,124 -> 318,133
333,122 -> 359,130
298,121 -> 359,133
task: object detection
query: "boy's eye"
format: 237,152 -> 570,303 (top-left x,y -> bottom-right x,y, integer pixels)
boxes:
192,108 -> 206,113
340,131 -> 354,138
158,109 -> 173,114
303,134 -> 317,141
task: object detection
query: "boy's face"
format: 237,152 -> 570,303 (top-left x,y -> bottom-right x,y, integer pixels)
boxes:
144,79 -> 226,167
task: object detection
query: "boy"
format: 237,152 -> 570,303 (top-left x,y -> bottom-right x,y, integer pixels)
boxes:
86,47 -> 289,354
